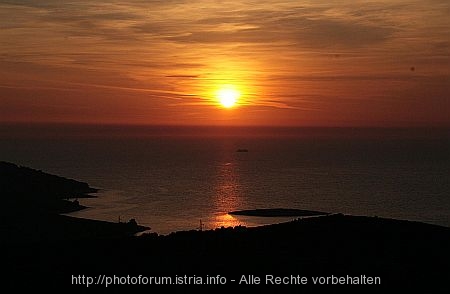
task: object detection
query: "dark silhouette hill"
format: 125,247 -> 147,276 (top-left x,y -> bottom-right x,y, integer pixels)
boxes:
3,214 -> 448,291
0,162 -> 448,291
0,161 -> 148,242
0,161 -> 96,213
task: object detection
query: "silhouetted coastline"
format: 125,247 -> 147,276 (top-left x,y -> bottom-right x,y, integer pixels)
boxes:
0,161 -> 97,213
1,162 -> 448,291
0,161 -> 149,242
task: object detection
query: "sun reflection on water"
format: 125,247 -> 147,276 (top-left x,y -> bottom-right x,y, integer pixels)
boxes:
211,150 -> 248,229
213,213 -> 243,228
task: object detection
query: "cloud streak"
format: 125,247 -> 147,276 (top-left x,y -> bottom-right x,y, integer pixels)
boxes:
0,0 -> 448,126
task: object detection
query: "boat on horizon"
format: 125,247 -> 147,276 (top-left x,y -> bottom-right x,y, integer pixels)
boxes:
236,149 -> 249,152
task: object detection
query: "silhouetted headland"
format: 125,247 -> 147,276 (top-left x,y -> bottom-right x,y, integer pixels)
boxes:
229,208 -> 329,217
0,161 -> 97,213
1,162 -> 448,291
0,161 -> 149,241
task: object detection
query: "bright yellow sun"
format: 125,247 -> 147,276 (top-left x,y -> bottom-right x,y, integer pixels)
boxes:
217,87 -> 240,108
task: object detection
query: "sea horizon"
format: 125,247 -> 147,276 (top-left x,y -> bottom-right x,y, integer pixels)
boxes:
2,124 -> 448,234
1,122 -> 449,139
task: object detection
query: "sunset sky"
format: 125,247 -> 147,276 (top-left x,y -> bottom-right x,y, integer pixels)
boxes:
0,0 -> 448,126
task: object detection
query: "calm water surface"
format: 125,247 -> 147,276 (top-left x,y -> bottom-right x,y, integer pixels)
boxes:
1,127 -> 449,234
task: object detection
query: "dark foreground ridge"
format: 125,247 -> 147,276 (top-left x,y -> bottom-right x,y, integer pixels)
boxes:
0,161 -> 97,213
229,208 -> 329,217
0,161 -> 149,240
1,162 -> 449,291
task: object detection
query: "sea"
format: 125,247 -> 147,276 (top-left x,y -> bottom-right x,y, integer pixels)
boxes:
1,125 -> 449,234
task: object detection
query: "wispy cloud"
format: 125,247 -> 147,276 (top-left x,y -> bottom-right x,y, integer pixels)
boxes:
0,0 -> 448,125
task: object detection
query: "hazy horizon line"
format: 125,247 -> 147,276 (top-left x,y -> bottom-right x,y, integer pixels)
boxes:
1,121 -> 449,129
1,122 -> 449,140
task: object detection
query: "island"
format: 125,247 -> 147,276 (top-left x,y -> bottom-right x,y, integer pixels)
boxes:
229,208 -> 329,217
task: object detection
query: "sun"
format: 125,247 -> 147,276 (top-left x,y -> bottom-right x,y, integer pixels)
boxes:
217,86 -> 240,108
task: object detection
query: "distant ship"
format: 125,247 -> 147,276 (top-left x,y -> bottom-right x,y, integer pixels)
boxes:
236,149 -> 249,152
